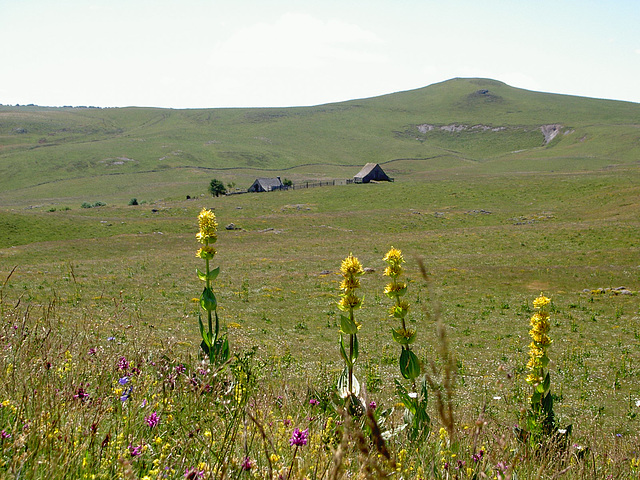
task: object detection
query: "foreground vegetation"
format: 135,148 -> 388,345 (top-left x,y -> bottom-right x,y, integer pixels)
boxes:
1,163 -> 639,478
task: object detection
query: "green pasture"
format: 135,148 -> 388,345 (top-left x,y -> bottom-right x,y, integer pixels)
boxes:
0,78 -> 639,478
2,167 -> 639,436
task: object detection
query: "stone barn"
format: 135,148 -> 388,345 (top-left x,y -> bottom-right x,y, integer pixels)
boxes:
353,163 -> 391,183
247,177 -> 284,192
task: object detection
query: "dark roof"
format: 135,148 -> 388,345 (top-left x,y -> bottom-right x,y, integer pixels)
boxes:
250,177 -> 283,191
354,163 -> 379,179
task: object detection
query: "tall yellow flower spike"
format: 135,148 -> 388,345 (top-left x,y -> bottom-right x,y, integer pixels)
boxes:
196,208 -> 218,245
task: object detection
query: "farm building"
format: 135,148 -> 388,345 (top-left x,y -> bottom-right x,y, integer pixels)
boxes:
353,163 -> 392,183
247,177 -> 284,192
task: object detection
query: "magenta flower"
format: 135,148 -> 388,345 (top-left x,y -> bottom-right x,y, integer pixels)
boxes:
309,398 -> 319,406
145,411 -> 160,428
240,456 -> 253,471
289,427 -> 309,447
128,444 -> 142,456
118,356 -> 129,371
184,467 -> 204,479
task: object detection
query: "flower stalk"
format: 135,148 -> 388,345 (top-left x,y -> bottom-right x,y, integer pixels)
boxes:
337,253 -> 364,405
195,208 -> 229,365
383,247 -> 420,382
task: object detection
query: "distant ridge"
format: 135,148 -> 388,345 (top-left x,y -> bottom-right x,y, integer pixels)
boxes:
1,78 -> 638,205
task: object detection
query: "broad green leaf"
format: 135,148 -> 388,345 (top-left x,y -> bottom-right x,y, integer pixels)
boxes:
200,287 -> 217,312
400,348 -> 421,380
208,266 -> 220,281
340,314 -> 358,335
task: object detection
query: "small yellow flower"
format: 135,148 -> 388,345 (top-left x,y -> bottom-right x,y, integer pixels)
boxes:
340,254 -> 364,277
383,247 -> 404,265
384,264 -> 402,278
384,282 -> 407,296
338,292 -> 362,311
196,245 -> 217,259
339,276 -> 360,293
533,294 -> 551,309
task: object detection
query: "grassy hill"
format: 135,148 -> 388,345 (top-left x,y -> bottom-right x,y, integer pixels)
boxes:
1,78 -> 638,206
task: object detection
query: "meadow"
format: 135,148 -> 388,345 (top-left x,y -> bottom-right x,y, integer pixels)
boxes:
1,165 -> 639,478
1,79 -> 639,478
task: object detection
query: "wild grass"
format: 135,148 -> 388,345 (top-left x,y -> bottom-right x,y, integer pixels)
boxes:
1,165 -> 639,478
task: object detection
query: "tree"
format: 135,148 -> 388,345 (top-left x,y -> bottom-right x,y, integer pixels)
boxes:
209,179 -> 227,197
282,178 -> 293,187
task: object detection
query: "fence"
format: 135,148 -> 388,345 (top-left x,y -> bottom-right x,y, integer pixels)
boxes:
274,179 -> 353,191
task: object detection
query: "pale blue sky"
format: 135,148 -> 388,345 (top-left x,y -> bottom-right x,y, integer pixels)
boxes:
1,0 -> 639,108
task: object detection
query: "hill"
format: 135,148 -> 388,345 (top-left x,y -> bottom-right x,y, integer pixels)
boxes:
0,78 -> 638,206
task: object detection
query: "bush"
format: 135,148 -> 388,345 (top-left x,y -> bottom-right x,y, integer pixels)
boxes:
128,198 -> 139,206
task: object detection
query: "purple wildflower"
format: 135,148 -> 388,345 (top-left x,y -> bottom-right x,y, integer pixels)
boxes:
120,386 -> 132,403
175,364 -> 186,374
118,356 -> 129,371
184,467 -> 204,479
74,385 -> 90,402
309,398 -> 319,406
128,444 -> 142,456
1,430 -> 11,439
368,401 -> 377,410
145,411 -> 160,428
119,376 -> 129,385
472,450 -> 484,462
88,347 -> 97,356
289,428 -> 309,447
240,456 -> 253,471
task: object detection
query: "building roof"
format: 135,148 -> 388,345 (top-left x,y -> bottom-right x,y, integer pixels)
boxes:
354,163 -> 379,179
251,177 -> 283,191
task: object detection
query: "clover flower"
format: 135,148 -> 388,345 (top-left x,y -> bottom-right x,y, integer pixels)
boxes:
289,428 -> 309,447
145,411 -> 160,428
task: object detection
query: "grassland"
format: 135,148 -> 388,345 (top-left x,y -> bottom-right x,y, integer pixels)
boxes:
0,78 -> 639,478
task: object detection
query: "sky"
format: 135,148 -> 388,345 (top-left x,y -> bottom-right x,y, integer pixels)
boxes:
1,0 -> 639,108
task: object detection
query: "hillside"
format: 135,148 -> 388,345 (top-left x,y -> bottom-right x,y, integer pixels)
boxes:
0,78 -> 638,206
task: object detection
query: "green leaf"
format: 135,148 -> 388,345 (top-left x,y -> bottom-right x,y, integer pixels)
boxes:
392,327 -> 417,345
339,336 -> 351,366
208,266 -> 220,281
399,348 -> 421,380
394,380 -> 415,413
531,389 -> 542,405
200,287 -> 217,312
197,266 -> 220,282
198,313 -> 212,348
542,372 -> 551,394
340,314 -> 358,335
352,333 -> 359,363
540,353 -> 550,368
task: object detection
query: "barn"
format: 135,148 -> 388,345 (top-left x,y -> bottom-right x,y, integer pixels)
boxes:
353,163 -> 392,183
247,177 -> 284,192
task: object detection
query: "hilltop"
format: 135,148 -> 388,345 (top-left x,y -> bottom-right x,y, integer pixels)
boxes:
0,78 -> 638,206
